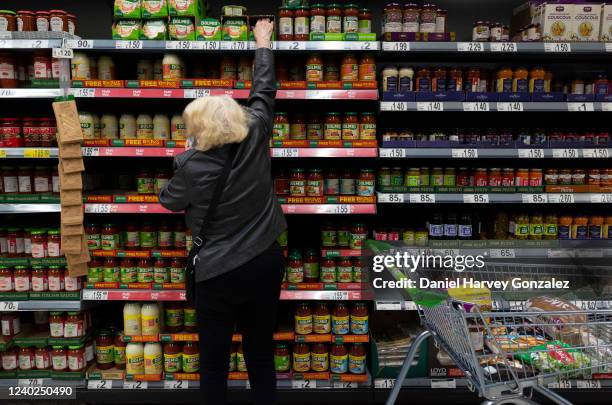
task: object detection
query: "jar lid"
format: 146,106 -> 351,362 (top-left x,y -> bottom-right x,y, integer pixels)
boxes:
311,3 -> 327,8
48,229 -> 60,235
52,345 -> 64,349
7,227 -> 21,232
0,10 -> 17,15
49,10 -> 67,14
344,4 -> 360,8
50,311 -> 63,316
36,11 -> 49,15
14,265 -> 28,270
297,6 -> 309,10
67,14 -> 76,18
328,4 -> 343,8
48,265 -> 63,269
17,10 -> 35,15
30,229 -> 46,235
359,8 -> 371,12
31,265 -> 45,270
344,111 -> 358,115
66,311 -> 81,316
68,344 -> 84,349
326,111 -> 340,115
291,168 -> 305,172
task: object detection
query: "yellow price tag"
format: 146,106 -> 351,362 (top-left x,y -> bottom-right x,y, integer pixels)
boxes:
0,150 -> 6,158
24,149 -> 51,158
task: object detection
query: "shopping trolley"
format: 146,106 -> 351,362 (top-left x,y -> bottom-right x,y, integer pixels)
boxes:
382,259 -> 612,405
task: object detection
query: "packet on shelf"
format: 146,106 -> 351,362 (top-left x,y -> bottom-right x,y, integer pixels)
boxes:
142,0 -> 169,19
62,223 -> 85,237
59,158 -> 85,174
114,0 -> 142,18
58,142 -> 83,159
58,164 -> 83,190
61,190 -> 83,206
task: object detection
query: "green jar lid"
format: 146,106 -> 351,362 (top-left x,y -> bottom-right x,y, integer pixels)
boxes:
66,311 -> 80,316
0,10 -> 17,15
14,265 -> 28,270
31,265 -> 45,270
359,8 -> 371,12
311,4 -> 327,8
305,248 -> 318,256
52,345 -> 64,349
289,248 -> 302,259
50,311 -> 63,316
30,229 -> 46,235
344,4 -> 359,8
68,344 -> 84,350
48,265 -> 63,269
291,168 -> 305,172
345,112 -> 358,116
276,342 -> 289,348
48,229 -> 61,235
361,111 -> 375,116
328,4 -> 343,8
7,227 -> 21,232
326,111 -> 340,116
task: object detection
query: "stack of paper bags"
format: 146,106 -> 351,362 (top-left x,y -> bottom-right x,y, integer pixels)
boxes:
53,100 -> 89,277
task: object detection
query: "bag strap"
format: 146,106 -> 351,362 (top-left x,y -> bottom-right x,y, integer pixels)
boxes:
192,143 -> 238,250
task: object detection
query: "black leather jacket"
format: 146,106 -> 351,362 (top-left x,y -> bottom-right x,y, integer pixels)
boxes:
159,48 -> 287,282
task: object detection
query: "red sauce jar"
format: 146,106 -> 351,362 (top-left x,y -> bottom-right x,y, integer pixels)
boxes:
35,347 -> 50,370
359,112 -> 376,140
340,169 -> 356,195
33,166 -> 50,193
14,266 -> 30,292
294,6 -> 310,41
51,346 -> 67,371
33,51 -> 52,79
0,53 -> 17,88
49,10 -> 68,32
7,228 -> 24,257
2,347 -> 18,371
474,168 -> 488,187
290,169 -> 306,197
48,266 -> 64,291
158,222 -> 173,250
278,7 -> 294,41
359,54 -> 376,81
0,118 -> 22,147
67,14 -> 77,35
49,312 -> 64,337
31,230 -> 47,258
95,330 -> 115,370
31,266 -> 48,292
47,229 -> 61,257
65,312 -> 84,338
2,167 -> 18,194
36,11 -> 49,31
17,166 -> 33,194
114,333 -> 126,370
488,168 -> 502,187
22,118 -> 39,147
342,112 -> 359,140
307,114 -> 323,140
101,223 -> 119,251
0,266 -> 13,292
310,4 -> 326,34
19,347 -> 35,370
67,345 -> 85,371
39,118 -> 56,146
325,168 -> 339,195
274,169 -> 290,196
0,10 -> 17,31
341,54 -> 358,82
324,112 -> 342,140
290,114 -> 306,140
326,4 -> 343,33
307,169 -> 324,197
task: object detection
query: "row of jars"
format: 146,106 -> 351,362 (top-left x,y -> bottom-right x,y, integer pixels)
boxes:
472,21 -> 511,42
0,166 -> 59,196
278,4 -> 373,40
275,342 -> 366,374
378,167 -> 546,188
87,257 -> 186,285
273,112 -> 376,141
0,227 -> 61,258
0,9 -> 77,33
287,254 -> 363,284
382,3 -> 448,34
79,112 -> 186,141
124,341 -> 199,375
86,222 -> 189,251
123,302 -> 196,335
135,168 -> 171,195
0,117 -> 57,147
275,168 -> 375,197
0,266 -> 82,293
0,52 -> 63,88
545,169 -> 612,187
1,343 -> 91,372
294,302 -> 368,335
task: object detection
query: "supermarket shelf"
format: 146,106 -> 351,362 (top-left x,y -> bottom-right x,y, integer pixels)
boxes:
0,204 -> 60,213
81,147 -> 182,157
0,39 -> 61,49
83,203 -> 176,214
82,289 -> 186,301
279,290 -> 374,300
380,101 -> 612,112
0,88 -> 62,98
0,300 -> 85,311
281,204 -> 377,214
381,41 -> 612,54
379,147 -> 612,159
0,148 -> 59,158
321,249 -> 362,258
376,192 -> 612,204
271,148 -> 378,158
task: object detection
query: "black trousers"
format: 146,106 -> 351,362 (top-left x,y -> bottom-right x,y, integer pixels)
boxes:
196,243 -> 285,405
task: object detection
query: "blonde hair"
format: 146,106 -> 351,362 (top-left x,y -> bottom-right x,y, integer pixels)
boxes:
183,95 -> 249,152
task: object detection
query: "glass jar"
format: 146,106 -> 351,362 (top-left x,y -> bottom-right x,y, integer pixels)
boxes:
310,4 -> 326,34
114,333 -> 126,370
340,169 -> 356,195
16,10 -> 35,31
290,114 -> 307,140
472,21 -> 490,41
65,312 -> 84,338
19,347 -> 35,370
17,166 -> 33,194
51,346 -> 67,371
307,114 -> 323,140
415,67 -> 431,92
294,6 -> 310,41
342,112 -> 359,140
273,112 -> 290,140
384,3 -> 403,34
0,53 -> 17,88
306,53 -> 323,82
0,266 -> 12,292
513,67 -> 529,93
48,266 -> 64,291
14,266 -> 30,292
31,266 -> 48,292
170,258 -> 185,284
49,312 -> 64,338
343,4 -> 359,34
307,169 -> 324,197
358,8 -> 372,33
96,330 -> 115,370
0,10 -> 17,32
35,11 -> 49,31
49,10 -> 68,32
341,54 -> 358,82
67,345 -> 85,371
325,168 -> 339,195
30,230 -> 47,258
358,54 -> 376,81
278,7 -> 294,41
326,4 -> 342,33
420,4 -> 437,33
357,169 -> 375,196
65,273 -> 81,292
324,112 -> 342,140
290,169 -> 306,197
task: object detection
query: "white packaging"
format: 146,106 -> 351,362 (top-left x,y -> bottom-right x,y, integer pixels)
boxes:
601,4 -> 612,41
541,3 -> 574,41
572,3 -> 602,41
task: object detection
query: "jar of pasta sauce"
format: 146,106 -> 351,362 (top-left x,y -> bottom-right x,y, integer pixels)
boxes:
36,11 -> 49,31
307,114 -> 323,140
0,53 -> 17,88
47,229 -> 61,257
357,169 -> 375,196
35,346 -> 50,370
22,118 -> 39,147
17,166 -> 33,194
49,312 -> 64,337
31,266 -> 48,292
49,10 -> 68,32
48,266 -> 65,291
274,169 -> 290,196
0,118 -> 22,147
0,266 -> 13,292
33,166 -> 50,193
278,7 -> 294,41
39,118 -> 56,146
65,312 -> 84,338
7,228 -> 24,257
290,169 -> 306,197
31,230 -> 47,258
67,345 -> 85,371
51,346 -> 67,371
359,113 -> 376,140
340,169 -> 356,195
33,51 -> 52,79
307,169 -> 324,197
325,168 -> 339,195
17,10 -> 35,31
14,266 -> 30,292
65,273 -> 82,292
19,347 -> 35,370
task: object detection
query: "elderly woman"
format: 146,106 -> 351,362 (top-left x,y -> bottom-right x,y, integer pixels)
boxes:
159,20 -> 285,405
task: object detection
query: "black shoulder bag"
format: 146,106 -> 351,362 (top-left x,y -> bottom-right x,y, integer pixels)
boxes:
185,144 -> 237,303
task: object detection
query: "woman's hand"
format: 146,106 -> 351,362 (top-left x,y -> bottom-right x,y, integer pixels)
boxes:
253,19 -> 274,49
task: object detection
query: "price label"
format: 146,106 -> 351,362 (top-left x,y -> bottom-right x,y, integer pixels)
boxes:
376,301 -> 402,310
72,88 -> 96,98
591,194 -> 612,203
85,204 -> 113,213
23,40 -> 49,49
272,148 -> 299,158
518,148 -> 544,158
457,42 -> 484,52
582,148 -> 610,158
82,290 -> 109,301
409,194 -> 435,203
552,148 -> 579,158
52,48 -> 74,59
66,39 -> 94,49
375,379 -> 395,389
116,40 -> 143,49
381,148 -> 406,158
451,148 -> 478,158
567,102 -> 594,112
184,89 -> 211,99
0,301 -> 19,311
548,380 -> 572,389
123,381 -> 148,390
490,42 -> 517,52
321,291 -> 349,300
404,301 -> 418,310
522,194 -> 548,203
489,249 -> 516,259
548,194 -> 575,204
545,42 -> 571,53
497,102 -> 524,112
24,149 -> 51,158
332,205 -> 352,214
463,194 -> 489,204
276,41 -> 306,50
201,41 -> 220,50
607,43 -> 612,52
164,380 -> 189,389
221,41 -> 248,50
0,150 -> 6,158
333,381 -> 356,389
88,380 -> 113,389
379,194 -> 404,203
602,103 -> 612,112
18,379 -> 43,386
292,380 -> 317,389
166,41 -> 195,50
381,102 -> 408,112
0,89 -> 15,97
383,42 -> 410,51
576,380 -> 601,389
431,379 -> 456,389
463,102 -> 489,112
82,147 -> 100,157
417,102 -> 443,111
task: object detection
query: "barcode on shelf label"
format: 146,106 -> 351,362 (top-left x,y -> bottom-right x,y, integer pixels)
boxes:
73,88 -> 96,98
567,102 -> 594,112
602,103 -> 612,112
381,102 -> 408,111
88,380 -> 112,389
379,194 -> 404,203
164,380 -> 189,389
545,42 -> 571,53
375,379 -> 395,389
409,194 -> 435,203
591,194 -> 612,203
82,290 -> 109,301
332,205 -> 352,214
548,380 -> 572,389
451,148 -> 478,158
322,291 -> 349,300
115,40 -> 143,49
582,148 -> 610,158
66,39 -> 94,49
431,379 -> 456,389
24,149 -> 51,158
497,102 -> 524,112
0,302 -> 19,311
463,194 -> 489,203
292,380 -> 317,389
417,102 -> 443,111
552,148 -> 579,158
457,42 -> 484,52
489,249 -> 516,259
82,147 -> 100,157
184,89 -> 211,99
518,149 -> 544,158
490,42 -> 517,52
463,102 -> 489,112
18,379 -> 43,386
380,148 -> 406,158
383,42 -> 410,51
376,301 -> 402,310
52,48 -> 74,59
276,41 -> 306,50
123,381 -> 148,390
333,381 -> 357,389
272,148 -> 299,158
548,194 -> 575,204
522,194 -> 548,204
576,380 -> 601,389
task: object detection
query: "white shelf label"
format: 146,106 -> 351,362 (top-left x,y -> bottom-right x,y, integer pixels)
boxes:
272,148 -> 299,158
73,88 -> 96,98
375,379 -> 395,389
417,102 -> 443,111
591,194 -> 612,203
457,42 -> 484,52
333,381 -> 357,389
332,205 -> 352,214
379,193 -> 404,203
0,301 -> 19,311
380,148 -> 406,158
431,379 -> 457,389
409,194 -> 435,203
276,41 -> 306,50
356,41 -> 375,50
0,89 -> 16,97
166,41 -> 201,50
463,102 -> 489,112
184,89 -> 211,99
221,41 -> 249,50
518,148 -> 544,158
383,42 -> 410,51
576,380 -> 601,389
567,102 -> 594,112
376,301 -> 402,311
85,204 -> 113,213
463,194 -> 489,203
451,148 -> 478,158
548,380 -> 572,389
82,290 -> 109,301
292,380 -> 317,389
548,194 -> 575,204
606,43 -> 612,52
603,103 -> 612,112
24,40 -> 50,49
404,301 -> 418,311
576,249 -> 603,258
497,102 -> 524,112
123,381 -> 148,389
381,102 -> 408,111
66,39 -> 94,49
522,194 -> 548,204
18,379 -> 43,386
52,48 -> 74,59
82,147 -> 100,157
115,40 -> 143,49
164,380 -> 189,389
489,249 -> 516,259
88,380 -> 113,389
552,148 -> 579,158
321,291 -> 349,300
490,42 -> 517,52
582,148 -> 610,158
545,42 -> 571,53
